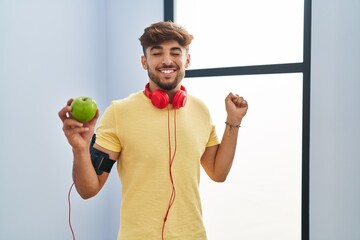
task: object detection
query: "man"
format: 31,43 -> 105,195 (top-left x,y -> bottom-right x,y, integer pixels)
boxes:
59,21 -> 248,240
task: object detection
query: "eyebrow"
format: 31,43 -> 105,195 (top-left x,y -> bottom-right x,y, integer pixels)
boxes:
149,45 -> 183,52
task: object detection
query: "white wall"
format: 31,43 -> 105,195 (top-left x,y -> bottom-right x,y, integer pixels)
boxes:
0,0 -> 161,239
310,0 -> 360,240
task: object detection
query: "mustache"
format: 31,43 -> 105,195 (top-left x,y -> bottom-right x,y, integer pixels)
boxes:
158,64 -> 177,69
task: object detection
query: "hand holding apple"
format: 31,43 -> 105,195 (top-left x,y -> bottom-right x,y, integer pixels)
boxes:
70,96 -> 98,123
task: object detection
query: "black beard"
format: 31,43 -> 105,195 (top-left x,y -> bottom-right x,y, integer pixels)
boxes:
147,69 -> 184,91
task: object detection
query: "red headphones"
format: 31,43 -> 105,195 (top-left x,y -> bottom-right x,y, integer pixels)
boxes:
144,83 -> 187,109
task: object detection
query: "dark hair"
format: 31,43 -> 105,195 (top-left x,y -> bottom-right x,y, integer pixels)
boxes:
139,21 -> 194,54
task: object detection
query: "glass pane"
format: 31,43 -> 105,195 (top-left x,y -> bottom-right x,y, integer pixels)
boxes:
175,0 -> 304,69
183,73 -> 303,240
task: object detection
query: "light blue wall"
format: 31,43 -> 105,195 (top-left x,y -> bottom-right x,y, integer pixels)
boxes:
1,0 -> 359,239
106,0 -> 163,101
0,0 -> 161,239
310,0 -> 360,239
102,0 -> 163,238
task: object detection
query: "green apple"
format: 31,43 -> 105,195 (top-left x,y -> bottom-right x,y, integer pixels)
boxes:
70,96 -> 97,123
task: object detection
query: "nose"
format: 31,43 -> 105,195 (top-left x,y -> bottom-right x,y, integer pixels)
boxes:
162,53 -> 173,66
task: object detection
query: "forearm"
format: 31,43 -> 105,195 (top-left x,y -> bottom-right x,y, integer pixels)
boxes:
72,147 -> 101,199
213,121 -> 240,181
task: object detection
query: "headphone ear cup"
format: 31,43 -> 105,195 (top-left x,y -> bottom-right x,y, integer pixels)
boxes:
151,90 -> 169,109
144,83 -> 187,109
172,90 -> 187,109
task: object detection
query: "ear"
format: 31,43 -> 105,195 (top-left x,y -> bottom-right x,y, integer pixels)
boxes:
185,54 -> 191,69
141,56 -> 148,70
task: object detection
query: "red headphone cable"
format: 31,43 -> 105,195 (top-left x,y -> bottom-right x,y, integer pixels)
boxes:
162,108 -> 177,240
68,182 -> 76,240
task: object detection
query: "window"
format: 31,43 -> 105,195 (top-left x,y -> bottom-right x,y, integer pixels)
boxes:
175,0 -> 304,69
165,0 -> 310,239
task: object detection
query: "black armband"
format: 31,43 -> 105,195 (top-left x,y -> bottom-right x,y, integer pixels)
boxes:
90,134 -> 116,175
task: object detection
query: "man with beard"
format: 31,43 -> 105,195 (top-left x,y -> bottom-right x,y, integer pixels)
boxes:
58,21 -> 248,240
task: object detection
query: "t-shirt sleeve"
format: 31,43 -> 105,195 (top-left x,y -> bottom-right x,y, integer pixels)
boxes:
95,102 -> 122,153
206,123 -> 220,147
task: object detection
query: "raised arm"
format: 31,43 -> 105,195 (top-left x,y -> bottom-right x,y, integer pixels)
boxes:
58,99 -> 119,199
201,93 -> 248,182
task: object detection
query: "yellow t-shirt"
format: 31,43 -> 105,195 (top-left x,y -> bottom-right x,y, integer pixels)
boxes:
96,91 -> 219,240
